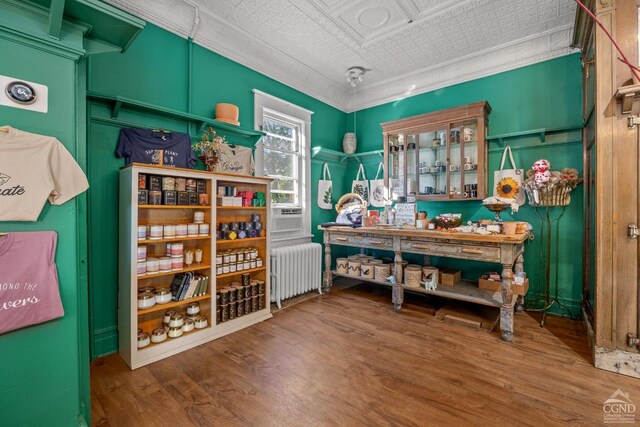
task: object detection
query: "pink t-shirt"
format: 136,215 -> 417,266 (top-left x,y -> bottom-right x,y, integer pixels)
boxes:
0,231 -> 64,334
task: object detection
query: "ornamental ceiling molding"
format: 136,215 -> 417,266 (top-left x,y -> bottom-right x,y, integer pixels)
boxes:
106,0 -> 578,113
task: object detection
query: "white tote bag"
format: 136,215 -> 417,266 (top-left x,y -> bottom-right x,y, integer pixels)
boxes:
493,145 -> 525,206
369,162 -> 386,207
317,163 -> 333,210
351,163 -> 369,205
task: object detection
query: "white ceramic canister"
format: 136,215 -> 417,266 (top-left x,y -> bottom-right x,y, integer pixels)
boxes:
170,242 -> 184,256
194,315 -> 208,329
171,255 -> 184,270
137,261 -> 147,276
163,224 -> 176,239
186,302 -> 200,316
155,288 -> 172,304
149,224 -> 163,240
182,318 -> 195,333
137,245 -> 147,262
159,256 -> 172,271
175,223 -> 188,237
336,258 -> 348,274
348,259 -> 361,276
168,326 -> 183,338
137,292 -> 156,310
199,223 -> 210,236
151,328 -> 167,343
169,313 -> 184,328
361,262 -> 374,279
146,258 -> 160,274
374,264 -> 391,281
137,332 -> 150,348
369,259 -> 383,265
137,225 -> 147,240
193,211 -> 205,224
187,223 -> 199,237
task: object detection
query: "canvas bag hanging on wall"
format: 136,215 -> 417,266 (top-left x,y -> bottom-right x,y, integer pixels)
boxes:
351,163 -> 369,204
493,145 -> 525,206
369,162 -> 386,207
317,163 -> 333,210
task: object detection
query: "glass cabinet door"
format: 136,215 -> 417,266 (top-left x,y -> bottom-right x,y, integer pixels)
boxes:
416,128 -> 448,198
388,133 -> 404,200
454,119 -> 480,199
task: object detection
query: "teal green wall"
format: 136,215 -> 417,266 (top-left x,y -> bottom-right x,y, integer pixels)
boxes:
0,2 -> 90,425
87,23 -> 347,357
346,54 -> 583,317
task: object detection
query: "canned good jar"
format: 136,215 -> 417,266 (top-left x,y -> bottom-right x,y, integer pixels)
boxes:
137,245 -> 147,262
229,251 -> 237,263
159,257 -> 172,271
137,292 -> 156,310
257,280 -> 265,294
251,295 -> 259,312
237,299 -> 245,317
175,224 -> 188,237
229,263 -> 237,273
256,257 -> 263,268
227,287 -> 236,303
194,315 -> 208,329
229,301 -> 237,320
222,264 -> 230,274
216,265 -> 223,275
137,225 -> 147,240
237,262 -> 244,272
250,260 -> 256,269
168,326 -> 183,338
171,255 -> 184,270
149,225 -> 163,240
193,211 -> 205,223
169,313 -> 184,328
151,328 -> 167,343
258,293 -> 265,310
163,309 -> 177,325
186,302 -> 200,316
137,332 -> 150,348
182,317 -> 195,333
216,307 -> 221,324
170,242 -> 184,256
250,249 -> 258,260
250,282 -> 258,297
155,288 -> 172,304
163,224 -> 176,239
216,254 -> 223,265
187,223 -> 199,237
219,289 -> 229,305
137,261 -> 147,276
220,304 -> 229,322
146,258 -> 160,274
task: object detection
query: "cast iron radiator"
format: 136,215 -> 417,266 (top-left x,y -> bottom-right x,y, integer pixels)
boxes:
270,243 -> 322,309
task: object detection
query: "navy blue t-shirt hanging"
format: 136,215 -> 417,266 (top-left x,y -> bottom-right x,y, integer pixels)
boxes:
116,128 -> 197,168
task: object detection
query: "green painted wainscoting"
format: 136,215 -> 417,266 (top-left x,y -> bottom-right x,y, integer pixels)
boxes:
343,54 -> 584,317
86,23 -> 348,357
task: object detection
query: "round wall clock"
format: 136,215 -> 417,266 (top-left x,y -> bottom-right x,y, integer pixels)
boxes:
5,81 -> 37,105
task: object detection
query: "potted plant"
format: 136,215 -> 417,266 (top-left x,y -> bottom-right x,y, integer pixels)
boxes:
192,127 -> 232,171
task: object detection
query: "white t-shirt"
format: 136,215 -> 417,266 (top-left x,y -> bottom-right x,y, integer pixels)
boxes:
0,126 -> 89,221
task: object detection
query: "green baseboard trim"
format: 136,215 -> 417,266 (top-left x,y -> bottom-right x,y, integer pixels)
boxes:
91,327 -> 118,359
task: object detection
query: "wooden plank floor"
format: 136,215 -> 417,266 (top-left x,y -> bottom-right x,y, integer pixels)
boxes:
91,281 -> 640,426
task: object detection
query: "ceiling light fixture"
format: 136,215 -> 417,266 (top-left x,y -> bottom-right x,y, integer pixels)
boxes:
346,66 -> 367,87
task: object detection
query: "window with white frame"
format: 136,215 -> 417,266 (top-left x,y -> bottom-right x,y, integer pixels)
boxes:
253,89 -> 313,245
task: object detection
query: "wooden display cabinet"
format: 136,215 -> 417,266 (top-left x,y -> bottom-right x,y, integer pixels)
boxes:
382,101 -> 491,201
119,164 -> 272,369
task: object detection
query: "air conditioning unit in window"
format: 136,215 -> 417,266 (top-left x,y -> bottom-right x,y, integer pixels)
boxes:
272,207 -> 303,234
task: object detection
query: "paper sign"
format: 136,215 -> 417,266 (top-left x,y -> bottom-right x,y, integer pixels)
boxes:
396,203 -> 416,226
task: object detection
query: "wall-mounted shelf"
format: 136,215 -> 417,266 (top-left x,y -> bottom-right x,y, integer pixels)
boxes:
87,91 -> 265,142
311,147 -> 383,164
615,83 -> 640,114
487,125 -> 583,147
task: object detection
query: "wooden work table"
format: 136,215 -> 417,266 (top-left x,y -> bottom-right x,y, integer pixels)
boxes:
319,225 -> 530,342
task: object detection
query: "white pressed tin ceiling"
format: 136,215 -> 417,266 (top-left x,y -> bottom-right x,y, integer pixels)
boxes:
107,0 -> 578,112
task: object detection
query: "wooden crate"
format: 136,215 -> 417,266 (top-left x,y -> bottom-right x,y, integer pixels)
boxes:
478,278 -> 529,296
438,269 -> 461,286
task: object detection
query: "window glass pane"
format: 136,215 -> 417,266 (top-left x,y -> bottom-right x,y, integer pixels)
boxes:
263,134 -> 296,151
271,192 -> 297,205
264,149 -> 297,178
264,117 -> 295,139
271,178 -> 296,192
